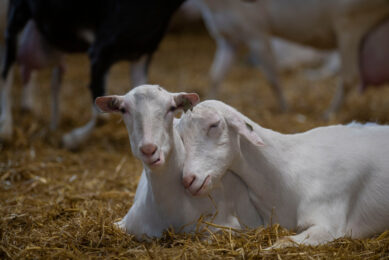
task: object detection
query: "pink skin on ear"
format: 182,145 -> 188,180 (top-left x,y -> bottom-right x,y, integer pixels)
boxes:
174,93 -> 200,111
182,93 -> 200,106
95,96 -> 122,113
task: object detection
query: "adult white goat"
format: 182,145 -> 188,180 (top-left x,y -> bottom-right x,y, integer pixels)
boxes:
197,0 -> 389,117
178,100 -> 389,247
95,85 -> 262,240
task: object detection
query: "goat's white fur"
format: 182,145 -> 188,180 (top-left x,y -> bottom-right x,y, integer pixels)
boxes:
178,100 -> 389,247
95,85 -> 262,240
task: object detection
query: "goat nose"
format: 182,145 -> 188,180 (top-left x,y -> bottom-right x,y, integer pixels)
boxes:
182,174 -> 196,189
140,143 -> 157,156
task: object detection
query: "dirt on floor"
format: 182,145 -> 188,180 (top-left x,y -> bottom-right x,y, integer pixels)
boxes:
1,29 -> 389,259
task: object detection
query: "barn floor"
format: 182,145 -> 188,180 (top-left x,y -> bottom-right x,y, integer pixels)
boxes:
1,29 -> 389,259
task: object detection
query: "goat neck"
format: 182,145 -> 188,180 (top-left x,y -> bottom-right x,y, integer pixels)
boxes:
144,127 -> 187,207
230,120 -> 298,229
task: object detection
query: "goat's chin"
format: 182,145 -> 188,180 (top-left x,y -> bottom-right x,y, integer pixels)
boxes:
143,153 -> 165,168
189,175 -> 212,197
193,187 -> 211,197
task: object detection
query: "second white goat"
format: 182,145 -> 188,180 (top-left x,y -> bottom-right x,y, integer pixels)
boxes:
179,100 -> 389,247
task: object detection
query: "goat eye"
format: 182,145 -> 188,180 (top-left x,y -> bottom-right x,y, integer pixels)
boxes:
169,106 -> 177,112
208,121 -> 221,136
210,121 -> 220,129
119,107 -> 126,113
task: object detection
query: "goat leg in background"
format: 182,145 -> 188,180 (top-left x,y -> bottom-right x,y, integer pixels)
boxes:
49,66 -> 64,131
130,54 -> 152,87
208,38 -> 236,99
248,35 -> 288,112
62,39 -> 115,150
0,0 -> 29,141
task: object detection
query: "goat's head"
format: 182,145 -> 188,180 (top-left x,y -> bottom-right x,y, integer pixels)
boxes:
95,85 -> 199,169
178,100 -> 264,196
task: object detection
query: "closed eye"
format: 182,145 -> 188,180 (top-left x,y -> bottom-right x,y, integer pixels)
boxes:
210,121 -> 220,128
207,120 -> 221,136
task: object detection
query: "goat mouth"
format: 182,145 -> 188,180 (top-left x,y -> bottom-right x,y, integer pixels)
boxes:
147,153 -> 164,167
194,175 -> 210,196
151,158 -> 161,165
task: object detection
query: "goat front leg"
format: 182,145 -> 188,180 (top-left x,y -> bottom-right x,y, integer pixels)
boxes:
20,70 -> 37,111
130,54 -> 151,87
50,66 -> 64,131
208,39 -> 236,99
1,0 -> 29,141
322,33 -> 358,120
249,37 -> 287,112
62,106 -> 99,150
323,15 -> 374,120
269,225 -> 338,249
322,79 -> 350,120
0,66 -> 15,141
62,43 -> 112,149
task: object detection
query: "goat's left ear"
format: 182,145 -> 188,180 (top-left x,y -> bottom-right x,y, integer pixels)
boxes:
95,95 -> 124,113
174,93 -> 200,112
225,112 -> 265,147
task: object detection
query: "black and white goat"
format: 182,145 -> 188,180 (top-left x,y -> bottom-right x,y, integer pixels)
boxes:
1,0 -> 184,148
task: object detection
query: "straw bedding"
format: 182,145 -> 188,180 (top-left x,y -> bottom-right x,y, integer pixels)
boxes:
1,29 -> 389,259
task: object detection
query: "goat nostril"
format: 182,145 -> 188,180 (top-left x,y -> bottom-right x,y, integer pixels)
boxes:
182,175 -> 196,189
140,143 -> 158,156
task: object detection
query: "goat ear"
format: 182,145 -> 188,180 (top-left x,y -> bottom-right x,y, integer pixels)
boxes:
174,93 -> 200,112
95,95 -> 124,113
225,112 -> 265,147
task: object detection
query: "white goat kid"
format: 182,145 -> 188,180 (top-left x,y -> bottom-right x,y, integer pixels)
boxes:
178,100 -> 389,247
95,85 -> 262,240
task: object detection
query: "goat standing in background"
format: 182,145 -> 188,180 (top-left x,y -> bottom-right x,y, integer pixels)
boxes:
1,0 -> 184,148
197,0 -> 389,117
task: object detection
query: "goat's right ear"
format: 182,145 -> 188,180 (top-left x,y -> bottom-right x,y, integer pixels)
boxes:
224,110 -> 265,147
174,92 -> 200,112
95,95 -> 124,113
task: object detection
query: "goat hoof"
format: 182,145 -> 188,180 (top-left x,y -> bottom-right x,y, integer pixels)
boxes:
0,121 -> 13,142
264,237 -> 297,250
62,132 -> 81,150
114,220 -> 126,232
